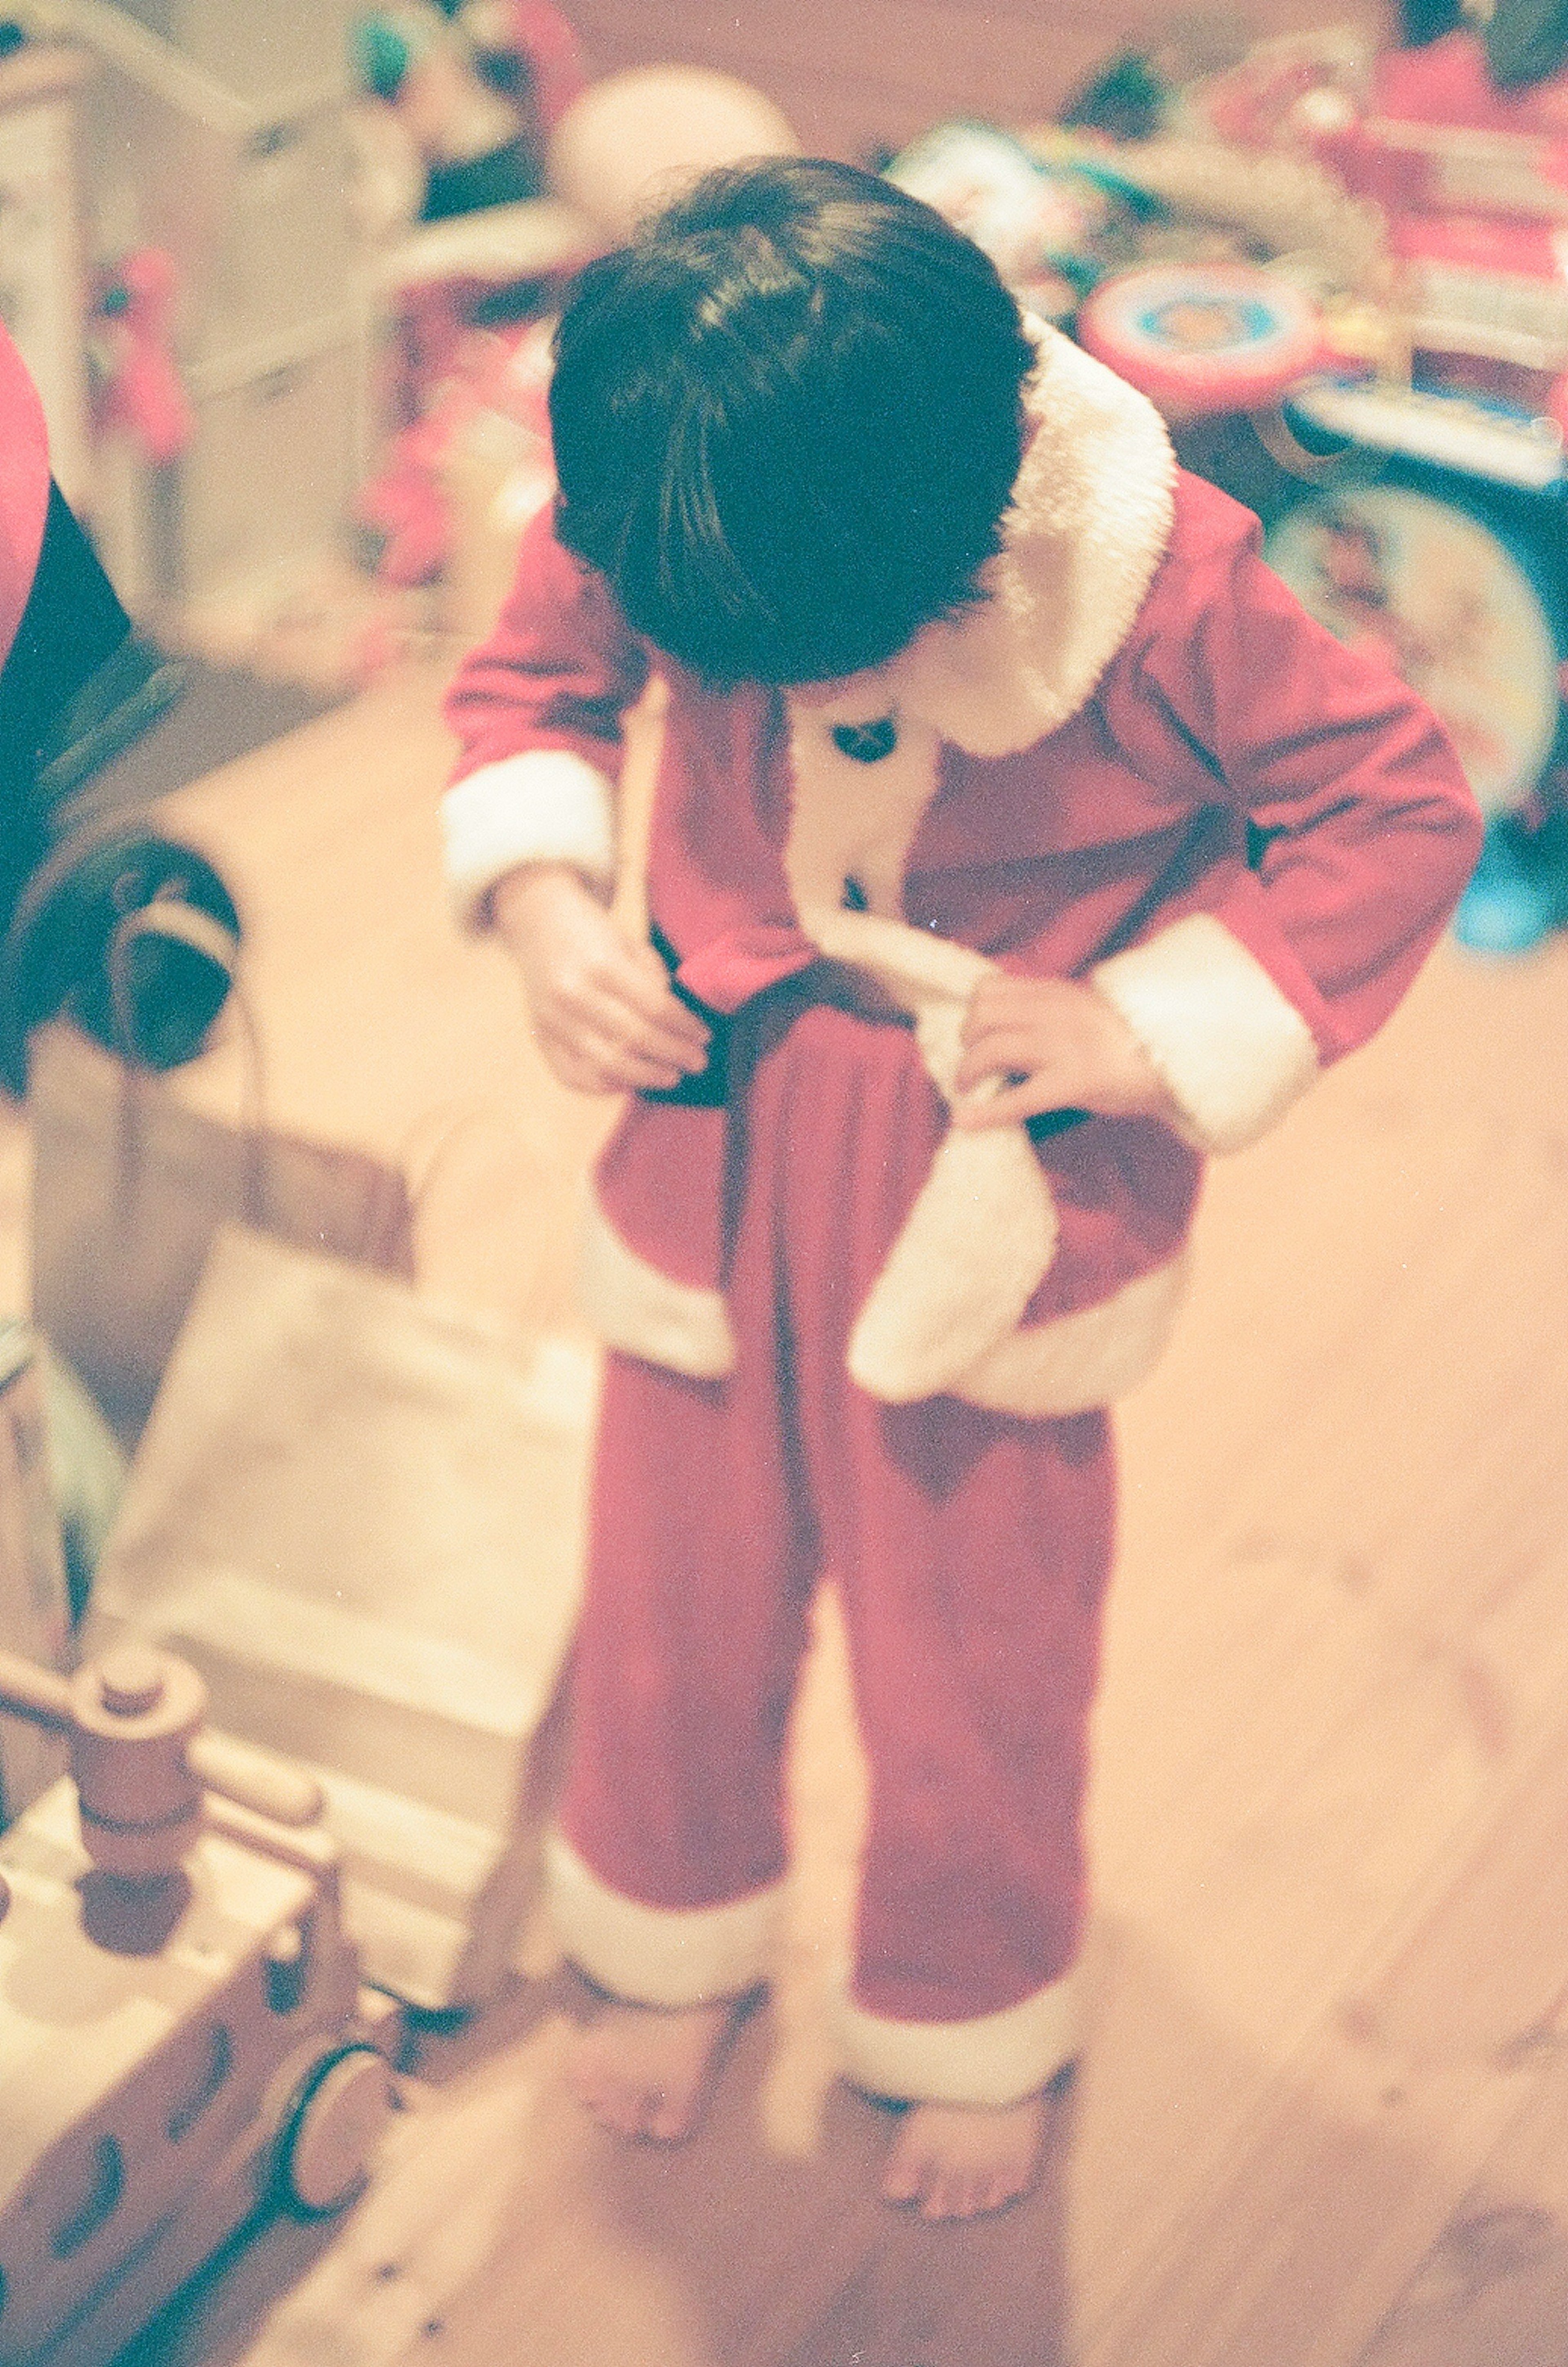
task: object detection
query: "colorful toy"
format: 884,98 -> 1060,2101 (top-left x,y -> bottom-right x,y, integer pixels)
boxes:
360,62 -> 799,593
1288,24 -> 1568,947
359,310 -> 555,592
1267,465 -> 1564,811
1076,259 -> 1327,417
1276,377 -> 1568,951
884,120 -> 1154,321
352,0 -> 585,225
88,250 -> 194,472
1022,13 -> 1568,952
0,1636 -> 397,2367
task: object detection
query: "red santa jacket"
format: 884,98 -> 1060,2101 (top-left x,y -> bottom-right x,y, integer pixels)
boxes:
443,328 -> 1481,1414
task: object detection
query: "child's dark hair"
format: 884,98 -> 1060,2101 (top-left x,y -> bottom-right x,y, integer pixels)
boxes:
549,158 -> 1037,686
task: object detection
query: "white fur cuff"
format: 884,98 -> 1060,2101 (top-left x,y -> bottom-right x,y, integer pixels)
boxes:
578,1199 -> 736,1379
837,1966 -> 1082,2107
547,1831 -> 784,2005
442,750 -> 618,925
1092,912 -> 1319,1155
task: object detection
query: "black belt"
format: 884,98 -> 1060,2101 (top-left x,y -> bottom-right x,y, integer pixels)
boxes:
638,923 -> 1088,1139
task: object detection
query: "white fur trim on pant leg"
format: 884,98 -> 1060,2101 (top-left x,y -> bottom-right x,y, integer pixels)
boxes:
577,1199 -> 735,1379
1092,912 -> 1319,1155
443,751 -> 618,925
548,1831 -> 784,2005
836,1967 -> 1082,2107
846,1128 -> 1058,1404
956,1251 -> 1190,1416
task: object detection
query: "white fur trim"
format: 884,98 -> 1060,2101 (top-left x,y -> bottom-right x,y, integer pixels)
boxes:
847,1127 -> 1059,1403
547,1831 -> 783,2005
442,750 -> 617,924
837,1966 -> 1082,2107
1092,913 -> 1320,1155
956,1251 -> 1190,1416
781,700 -> 946,937
577,1198 -> 735,1378
770,329 -> 1174,762
782,701 -> 1058,1402
886,326 -> 1177,757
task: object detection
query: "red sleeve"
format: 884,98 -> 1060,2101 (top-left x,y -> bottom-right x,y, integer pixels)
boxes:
1090,481 -> 1483,1154
444,499 -> 648,783
440,502 -> 650,917
1134,490 -> 1483,1064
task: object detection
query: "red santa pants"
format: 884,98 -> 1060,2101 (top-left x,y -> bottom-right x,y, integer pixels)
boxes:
553,993 -> 1117,2106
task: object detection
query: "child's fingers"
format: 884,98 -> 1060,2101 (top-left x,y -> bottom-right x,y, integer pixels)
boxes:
608,990 -> 712,1072
542,972 -> 708,1088
954,1024 -> 1060,1096
551,963 -> 709,1071
567,1013 -> 694,1089
953,1074 -> 1073,1129
626,938 -> 711,1019
960,974 -> 1054,1037
536,1015 -> 687,1096
615,943 -> 713,1054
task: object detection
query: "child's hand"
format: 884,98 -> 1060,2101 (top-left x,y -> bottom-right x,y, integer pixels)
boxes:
953,974 -> 1175,1130
492,863 -> 711,1095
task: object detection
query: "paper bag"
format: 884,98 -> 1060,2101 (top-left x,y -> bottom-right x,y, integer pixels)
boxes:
29,1021 -> 416,1448
84,1224 -> 593,2012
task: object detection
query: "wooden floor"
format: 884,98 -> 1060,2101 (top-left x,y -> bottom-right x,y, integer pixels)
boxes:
23,661 -> 1568,2365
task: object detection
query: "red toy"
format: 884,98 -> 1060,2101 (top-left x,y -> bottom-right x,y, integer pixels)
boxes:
90,251 -> 193,470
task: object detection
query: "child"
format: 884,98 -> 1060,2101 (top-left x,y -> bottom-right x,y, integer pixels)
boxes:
442,159 -> 1480,2220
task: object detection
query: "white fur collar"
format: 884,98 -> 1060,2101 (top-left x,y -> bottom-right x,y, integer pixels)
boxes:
809,323 -> 1177,759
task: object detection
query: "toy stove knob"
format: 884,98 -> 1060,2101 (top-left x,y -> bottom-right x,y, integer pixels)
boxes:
68,1646 -> 207,1880
0,1640 -> 325,1891
96,1645 -> 166,1718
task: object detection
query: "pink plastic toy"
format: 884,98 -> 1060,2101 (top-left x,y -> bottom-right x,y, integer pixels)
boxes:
91,251 -> 194,470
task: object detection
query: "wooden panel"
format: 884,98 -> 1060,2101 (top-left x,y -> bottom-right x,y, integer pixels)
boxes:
564,0 -> 1396,160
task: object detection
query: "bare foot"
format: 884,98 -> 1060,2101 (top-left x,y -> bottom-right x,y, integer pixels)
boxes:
567,1996 -> 743,2143
881,2092 -> 1049,2221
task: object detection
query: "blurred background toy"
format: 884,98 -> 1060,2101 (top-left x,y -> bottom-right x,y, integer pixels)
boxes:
544,60 -> 797,245
351,0 -> 576,225
87,247 -> 194,470
884,118 -> 1156,323
1076,257 -> 1327,415
936,4 -> 1568,956
359,58 -> 798,617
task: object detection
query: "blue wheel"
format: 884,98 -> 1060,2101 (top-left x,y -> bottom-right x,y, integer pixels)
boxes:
1267,480 -> 1565,821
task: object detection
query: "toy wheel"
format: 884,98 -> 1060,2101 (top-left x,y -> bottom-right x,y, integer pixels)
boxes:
1266,481 -> 1565,818
276,2046 -> 393,2218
